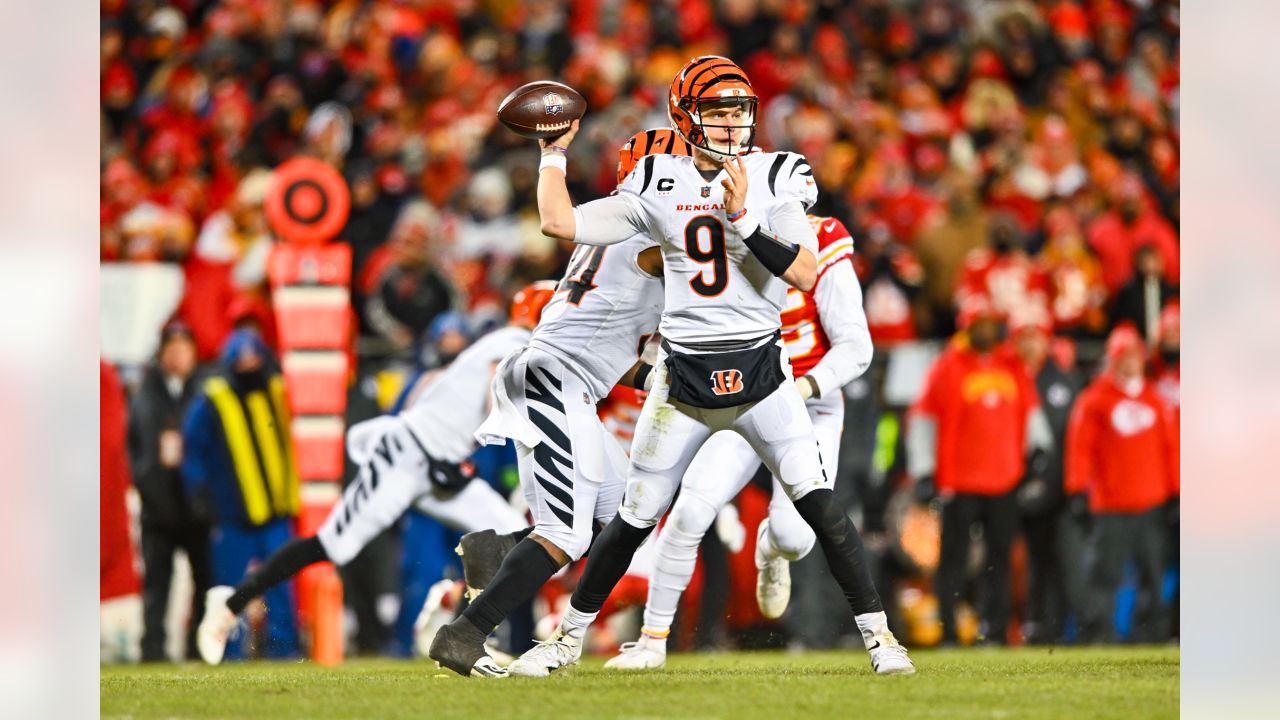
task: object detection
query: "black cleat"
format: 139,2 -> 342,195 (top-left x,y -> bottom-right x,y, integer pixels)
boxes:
456,530 -> 519,599
428,622 -> 507,679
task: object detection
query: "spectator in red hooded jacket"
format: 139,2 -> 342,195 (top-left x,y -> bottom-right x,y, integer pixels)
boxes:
1086,173 -> 1179,294
954,212 -> 1052,322
908,296 -> 1052,644
1066,324 -> 1178,642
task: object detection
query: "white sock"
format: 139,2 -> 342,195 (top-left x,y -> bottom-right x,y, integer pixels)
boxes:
644,522 -> 702,631
855,611 -> 890,650
639,626 -> 669,652
755,527 -> 776,570
560,604 -> 597,641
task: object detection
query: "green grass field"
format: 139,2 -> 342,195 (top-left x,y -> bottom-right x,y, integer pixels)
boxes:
101,646 -> 1178,719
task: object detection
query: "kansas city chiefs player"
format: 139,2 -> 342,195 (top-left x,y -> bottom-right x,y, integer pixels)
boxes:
605,214 -> 898,672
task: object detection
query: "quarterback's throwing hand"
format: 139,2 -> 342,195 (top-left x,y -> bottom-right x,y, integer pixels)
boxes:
721,156 -> 748,216
539,119 -> 580,151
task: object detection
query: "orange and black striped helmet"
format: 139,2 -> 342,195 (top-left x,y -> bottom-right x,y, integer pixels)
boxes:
668,55 -> 757,163
616,128 -> 693,185
509,280 -> 558,330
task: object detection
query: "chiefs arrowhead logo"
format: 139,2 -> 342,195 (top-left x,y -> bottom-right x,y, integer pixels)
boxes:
710,369 -> 745,396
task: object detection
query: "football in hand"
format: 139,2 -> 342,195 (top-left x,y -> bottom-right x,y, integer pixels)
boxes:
497,81 -> 585,139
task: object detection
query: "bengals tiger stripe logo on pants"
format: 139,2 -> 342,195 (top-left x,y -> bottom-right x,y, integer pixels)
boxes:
710,369 -> 744,396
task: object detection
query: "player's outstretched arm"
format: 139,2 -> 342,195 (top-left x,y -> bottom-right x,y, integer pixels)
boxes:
537,119 -> 648,246
537,120 -> 580,240
722,157 -> 817,291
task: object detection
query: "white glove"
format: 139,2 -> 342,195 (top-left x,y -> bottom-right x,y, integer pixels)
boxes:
797,375 -> 817,400
715,505 -> 747,554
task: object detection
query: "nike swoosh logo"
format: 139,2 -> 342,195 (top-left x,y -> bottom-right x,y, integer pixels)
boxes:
823,221 -> 837,233
869,641 -> 881,650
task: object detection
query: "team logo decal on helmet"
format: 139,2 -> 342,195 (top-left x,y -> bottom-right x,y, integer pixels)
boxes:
668,55 -> 758,163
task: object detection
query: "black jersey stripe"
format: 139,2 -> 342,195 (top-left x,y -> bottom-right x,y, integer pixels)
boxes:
639,155 -> 656,194
767,153 -> 789,195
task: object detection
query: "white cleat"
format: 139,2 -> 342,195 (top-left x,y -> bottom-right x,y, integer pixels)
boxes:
604,635 -> 667,670
507,628 -> 583,677
755,521 -> 791,620
468,656 -> 509,678
196,586 -> 238,666
868,631 -> 917,676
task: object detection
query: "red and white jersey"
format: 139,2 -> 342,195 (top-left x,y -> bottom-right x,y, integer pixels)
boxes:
779,215 -> 874,398
955,249 -> 1052,321
572,150 -> 819,345
531,233 -> 664,402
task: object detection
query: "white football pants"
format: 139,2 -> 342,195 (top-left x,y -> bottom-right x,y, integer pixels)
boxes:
317,417 -> 525,566
640,392 -> 843,633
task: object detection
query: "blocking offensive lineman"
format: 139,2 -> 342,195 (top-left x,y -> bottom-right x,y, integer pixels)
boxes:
427,129 -> 679,678
194,287 -> 551,665
607,213 -> 906,672
510,55 -> 914,677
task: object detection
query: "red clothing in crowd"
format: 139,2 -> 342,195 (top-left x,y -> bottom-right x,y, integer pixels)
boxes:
1065,373 -> 1178,512
912,342 -> 1038,495
1151,362 -> 1181,496
101,360 -> 141,601
876,184 -> 941,246
177,256 -> 236,361
1086,210 -> 1180,293
954,248 -> 1052,321
854,249 -> 925,345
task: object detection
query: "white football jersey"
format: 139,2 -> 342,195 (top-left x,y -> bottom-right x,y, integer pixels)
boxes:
575,150 -> 819,345
399,325 -> 531,462
531,233 -> 664,401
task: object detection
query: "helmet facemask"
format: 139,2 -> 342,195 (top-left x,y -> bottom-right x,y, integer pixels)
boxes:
673,96 -> 757,164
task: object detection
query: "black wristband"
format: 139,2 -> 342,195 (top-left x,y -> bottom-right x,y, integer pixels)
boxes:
632,363 -> 653,390
742,226 -> 801,277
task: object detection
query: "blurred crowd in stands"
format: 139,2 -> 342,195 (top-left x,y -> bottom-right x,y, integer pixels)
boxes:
100,0 -> 1179,660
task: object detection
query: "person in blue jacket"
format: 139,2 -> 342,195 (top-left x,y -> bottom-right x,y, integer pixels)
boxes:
182,329 -> 300,659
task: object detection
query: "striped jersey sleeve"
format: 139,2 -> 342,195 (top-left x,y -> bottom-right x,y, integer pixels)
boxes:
811,216 -> 855,281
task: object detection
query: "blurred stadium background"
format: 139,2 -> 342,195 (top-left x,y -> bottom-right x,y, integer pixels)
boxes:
99,0 -> 1179,665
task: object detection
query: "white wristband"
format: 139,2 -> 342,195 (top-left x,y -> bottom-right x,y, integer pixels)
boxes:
730,210 -> 759,239
539,153 -> 567,173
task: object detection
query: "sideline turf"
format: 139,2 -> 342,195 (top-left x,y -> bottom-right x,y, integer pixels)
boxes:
101,646 -> 1178,719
